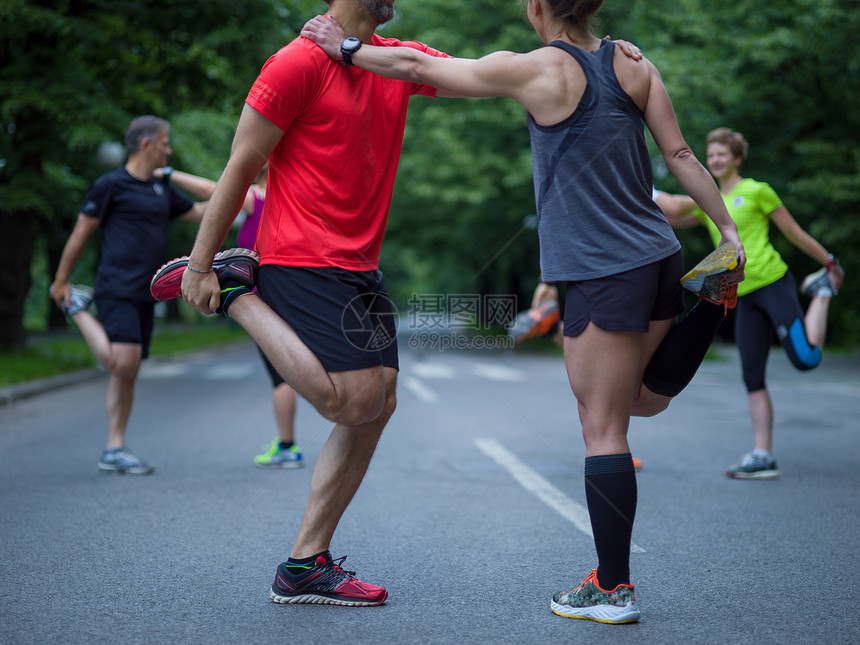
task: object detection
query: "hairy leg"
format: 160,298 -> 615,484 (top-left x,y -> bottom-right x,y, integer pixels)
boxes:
291,367 -> 397,558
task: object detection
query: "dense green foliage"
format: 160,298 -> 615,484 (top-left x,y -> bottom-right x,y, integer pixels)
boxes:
2,0 -> 858,348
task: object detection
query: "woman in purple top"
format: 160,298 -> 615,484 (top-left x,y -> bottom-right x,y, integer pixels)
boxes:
157,164 -> 303,469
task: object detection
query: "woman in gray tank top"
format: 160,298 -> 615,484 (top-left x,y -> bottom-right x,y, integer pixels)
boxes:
304,0 -> 745,626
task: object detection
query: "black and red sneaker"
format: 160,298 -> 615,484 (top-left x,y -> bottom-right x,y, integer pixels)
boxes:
270,552 -> 388,607
150,247 -> 259,312
508,299 -> 561,344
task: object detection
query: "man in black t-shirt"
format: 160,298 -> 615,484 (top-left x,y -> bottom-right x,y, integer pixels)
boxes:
51,116 -> 205,474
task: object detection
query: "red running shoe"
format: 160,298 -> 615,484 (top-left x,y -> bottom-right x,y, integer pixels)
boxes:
509,299 -> 561,344
270,552 -> 388,607
150,248 -> 259,311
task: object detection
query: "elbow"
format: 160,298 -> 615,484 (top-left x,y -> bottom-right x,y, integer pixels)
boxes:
667,145 -> 697,166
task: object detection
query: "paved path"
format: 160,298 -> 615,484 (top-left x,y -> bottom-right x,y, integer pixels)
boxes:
1,340 -> 858,644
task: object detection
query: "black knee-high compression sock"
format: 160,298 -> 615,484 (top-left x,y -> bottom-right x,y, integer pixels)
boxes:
585,453 -> 637,590
643,299 -> 726,397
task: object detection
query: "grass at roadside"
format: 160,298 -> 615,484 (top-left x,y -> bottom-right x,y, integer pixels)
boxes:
0,322 -> 249,388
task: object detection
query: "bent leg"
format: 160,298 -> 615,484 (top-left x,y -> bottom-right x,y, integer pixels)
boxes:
291,367 -> 398,559
229,294 -> 386,426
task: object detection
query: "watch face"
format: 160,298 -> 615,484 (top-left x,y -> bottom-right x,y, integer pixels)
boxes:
343,37 -> 361,52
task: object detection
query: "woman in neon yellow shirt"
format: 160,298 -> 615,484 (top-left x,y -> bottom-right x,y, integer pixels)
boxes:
667,127 -> 845,480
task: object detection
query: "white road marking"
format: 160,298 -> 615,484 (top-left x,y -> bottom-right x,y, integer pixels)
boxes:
403,376 -> 439,403
473,364 -> 527,382
204,363 -> 256,380
411,363 -> 456,379
475,438 -> 645,553
138,363 -> 190,379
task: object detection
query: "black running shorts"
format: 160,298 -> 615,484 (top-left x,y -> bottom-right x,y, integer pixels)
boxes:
94,297 -> 155,358
256,266 -> 399,373
563,251 -> 684,336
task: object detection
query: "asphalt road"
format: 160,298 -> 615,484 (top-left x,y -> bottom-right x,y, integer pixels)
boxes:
1,337 -> 859,644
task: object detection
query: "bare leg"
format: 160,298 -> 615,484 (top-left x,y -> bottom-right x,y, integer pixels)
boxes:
565,324 -> 641,455
228,293 -> 385,426
70,311 -> 142,449
272,384 -> 297,444
630,319 -> 675,417
748,388 -> 773,452
804,296 -> 831,349
291,367 -> 397,558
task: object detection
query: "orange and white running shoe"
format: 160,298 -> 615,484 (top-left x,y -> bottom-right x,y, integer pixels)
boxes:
509,299 -> 561,344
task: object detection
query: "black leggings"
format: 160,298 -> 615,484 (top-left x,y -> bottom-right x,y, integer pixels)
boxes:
735,271 -> 820,392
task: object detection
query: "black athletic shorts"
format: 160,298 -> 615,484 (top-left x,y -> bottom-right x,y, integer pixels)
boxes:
563,251 -> 684,337
256,265 -> 399,373
94,296 -> 155,358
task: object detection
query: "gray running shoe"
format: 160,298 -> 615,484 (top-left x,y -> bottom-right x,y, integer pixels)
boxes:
800,268 -> 837,298
98,447 -> 155,475
726,451 -> 779,480
54,284 -> 94,318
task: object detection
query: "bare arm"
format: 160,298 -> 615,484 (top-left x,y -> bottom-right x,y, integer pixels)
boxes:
642,65 -> 745,279
163,170 -> 217,201
180,104 -> 283,314
50,213 -> 100,309
300,15 -> 546,105
769,206 -> 845,290
655,193 -> 701,228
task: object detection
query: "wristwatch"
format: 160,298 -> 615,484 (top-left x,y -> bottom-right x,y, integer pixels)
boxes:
161,166 -> 174,181
340,37 -> 362,66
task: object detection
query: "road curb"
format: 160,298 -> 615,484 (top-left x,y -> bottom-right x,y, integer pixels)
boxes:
0,369 -> 106,407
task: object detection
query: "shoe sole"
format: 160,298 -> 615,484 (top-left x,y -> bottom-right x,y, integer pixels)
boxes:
254,461 -> 305,469
150,248 -> 259,302
550,599 -> 641,624
680,243 -> 739,292
98,464 -> 156,475
270,588 -> 387,607
726,470 -> 780,480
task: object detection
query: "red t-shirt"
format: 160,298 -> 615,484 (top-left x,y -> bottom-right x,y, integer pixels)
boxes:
246,34 -> 447,271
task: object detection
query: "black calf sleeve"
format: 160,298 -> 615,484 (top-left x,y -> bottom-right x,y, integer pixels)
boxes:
643,299 -> 725,397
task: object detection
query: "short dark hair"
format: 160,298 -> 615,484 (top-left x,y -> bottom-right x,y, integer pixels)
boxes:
124,116 -> 170,154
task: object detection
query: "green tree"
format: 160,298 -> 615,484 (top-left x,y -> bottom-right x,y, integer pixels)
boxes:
0,0 -> 310,349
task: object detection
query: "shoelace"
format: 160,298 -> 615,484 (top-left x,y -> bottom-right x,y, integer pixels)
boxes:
329,555 -> 357,579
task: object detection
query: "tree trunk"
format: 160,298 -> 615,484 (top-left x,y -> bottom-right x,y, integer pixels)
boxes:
0,210 -> 37,350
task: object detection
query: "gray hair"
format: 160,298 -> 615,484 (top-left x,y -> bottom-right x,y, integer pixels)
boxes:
124,116 -> 170,154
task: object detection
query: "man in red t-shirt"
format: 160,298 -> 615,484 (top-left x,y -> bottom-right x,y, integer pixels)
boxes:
156,0 -> 453,606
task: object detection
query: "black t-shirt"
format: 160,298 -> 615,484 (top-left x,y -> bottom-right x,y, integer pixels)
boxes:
81,167 -> 194,300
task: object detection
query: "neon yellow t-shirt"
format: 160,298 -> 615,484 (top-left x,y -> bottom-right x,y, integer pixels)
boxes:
695,177 -> 787,296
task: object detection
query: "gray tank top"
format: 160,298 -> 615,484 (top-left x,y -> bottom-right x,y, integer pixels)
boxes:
528,40 -> 680,281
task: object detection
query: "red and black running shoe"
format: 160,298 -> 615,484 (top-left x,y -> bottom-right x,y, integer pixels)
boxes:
150,247 -> 259,311
270,552 -> 388,607
508,299 -> 561,344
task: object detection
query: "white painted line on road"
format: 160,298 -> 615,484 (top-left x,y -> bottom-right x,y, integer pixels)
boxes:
204,363 -> 256,380
403,376 -> 439,403
139,363 -> 190,379
475,438 -> 645,553
411,363 -> 456,379
473,364 -> 526,382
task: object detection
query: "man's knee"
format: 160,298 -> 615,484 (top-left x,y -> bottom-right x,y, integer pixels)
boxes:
322,369 -> 397,426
